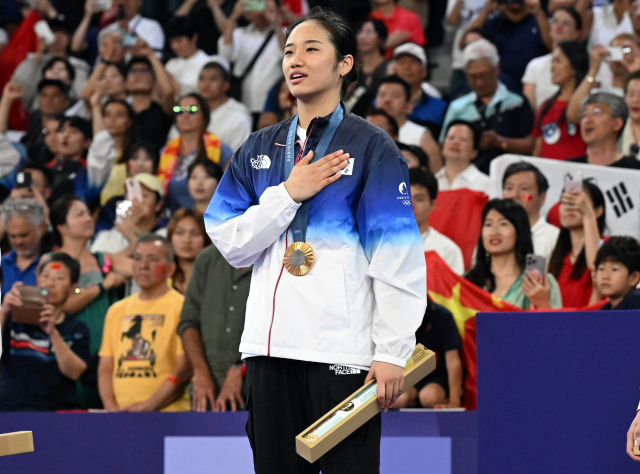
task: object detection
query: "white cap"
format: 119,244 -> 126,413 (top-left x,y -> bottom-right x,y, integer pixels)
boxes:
202,55 -> 231,75
393,43 -> 427,67
462,39 -> 500,68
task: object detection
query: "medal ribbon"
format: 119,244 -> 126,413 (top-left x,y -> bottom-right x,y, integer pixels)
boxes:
284,103 -> 344,243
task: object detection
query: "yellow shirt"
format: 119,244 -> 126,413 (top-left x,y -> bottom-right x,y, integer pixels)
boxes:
99,289 -> 190,411
100,161 -> 126,206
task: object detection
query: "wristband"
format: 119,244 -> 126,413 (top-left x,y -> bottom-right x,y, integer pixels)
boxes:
167,374 -> 178,385
97,282 -> 105,294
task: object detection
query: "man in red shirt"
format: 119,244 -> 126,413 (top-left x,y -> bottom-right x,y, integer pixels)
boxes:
370,0 -> 426,56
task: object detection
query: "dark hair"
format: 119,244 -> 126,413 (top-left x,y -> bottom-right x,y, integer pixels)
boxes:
167,208 -> 210,290
595,236 -> 640,273
556,6 -> 582,31
286,7 -> 360,99
59,116 -> 92,141
537,41 -> 588,129
39,252 -> 81,285
358,18 -> 388,55
201,61 -> 229,82
444,119 -> 480,150
625,69 -> 640,94
134,234 -> 174,263
502,161 -> 550,194
50,194 -> 85,247
409,167 -> 438,201
178,93 -> 211,162
549,180 -> 606,279
377,75 -> 411,102
102,99 -> 138,161
125,141 -> 160,174
47,17 -> 70,34
466,199 -> 533,293
17,161 -> 53,188
126,56 -> 155,79
187,158 -> 224,183
397,142 -> 430,169
165,15 -> 198,40
104,61 -> 127,81
366,108 -> 399,136
43,57 -> 75,83
465,27 -> 497,47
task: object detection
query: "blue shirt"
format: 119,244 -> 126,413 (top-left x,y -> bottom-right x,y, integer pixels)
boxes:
1,250 -> 40,297
483,13 -> 548,90
408,92 -> 448,139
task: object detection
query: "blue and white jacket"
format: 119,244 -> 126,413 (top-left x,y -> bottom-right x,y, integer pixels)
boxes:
205,106 -> 427,369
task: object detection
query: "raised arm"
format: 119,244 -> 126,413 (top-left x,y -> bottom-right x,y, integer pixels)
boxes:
0,82 -> 26,134
130,39 -> 176,114
567,45 -> 608,123
175,0 -> 199,16
206,0 -> 230,33
459,0 -> 497,50
527,0 -> 552,51
72,0 -> 100,53
81,33 -> 125,104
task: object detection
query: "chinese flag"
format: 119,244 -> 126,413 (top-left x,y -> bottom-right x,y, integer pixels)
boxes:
426,251 -> 521,409
428,189 -> 489,270
425,251 -> 606,410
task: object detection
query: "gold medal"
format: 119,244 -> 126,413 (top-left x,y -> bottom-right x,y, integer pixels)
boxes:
283,242 -> 315,276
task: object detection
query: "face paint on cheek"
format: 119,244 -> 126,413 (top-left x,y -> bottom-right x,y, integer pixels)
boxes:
153,263 -> 167,278
524,194 -> 533,202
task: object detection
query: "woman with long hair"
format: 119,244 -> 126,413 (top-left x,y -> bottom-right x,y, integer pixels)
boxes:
549,180 -> 606,307
532,41 -> 589,160
466,199 -> 562,309
167,208 -> 210,294
205,7 -> 426,470
88,95 -> 139,205
49,194 -> 127,408
158,93 -> 232,211
187,159 -> 223,216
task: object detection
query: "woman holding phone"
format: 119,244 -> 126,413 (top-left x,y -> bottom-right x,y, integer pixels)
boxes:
205,8 -> 426,472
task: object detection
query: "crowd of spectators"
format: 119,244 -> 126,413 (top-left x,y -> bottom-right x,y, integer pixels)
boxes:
0,0 -> 640,413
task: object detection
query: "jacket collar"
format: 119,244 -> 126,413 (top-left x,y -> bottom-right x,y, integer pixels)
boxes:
275,102 -> 347,146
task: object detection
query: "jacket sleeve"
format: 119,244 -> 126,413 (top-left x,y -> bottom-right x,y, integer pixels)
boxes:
87,130 -> 117,186
205,146 -> 300,268
356,134 -> 427,368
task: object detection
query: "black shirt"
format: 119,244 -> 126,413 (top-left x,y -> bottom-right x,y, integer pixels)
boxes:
134,101 -> 172,154
568,155 -> 640,169
0,316 -> 91,411
601,289 -> 640,310
415,302 -> 462,389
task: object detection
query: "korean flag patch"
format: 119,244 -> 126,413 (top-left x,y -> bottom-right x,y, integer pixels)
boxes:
339,158 -> 355,176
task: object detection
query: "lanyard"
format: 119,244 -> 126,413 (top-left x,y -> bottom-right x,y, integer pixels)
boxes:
284,103 -> 344,243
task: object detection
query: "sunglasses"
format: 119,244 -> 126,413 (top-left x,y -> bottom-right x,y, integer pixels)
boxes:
173,105 -> 199,115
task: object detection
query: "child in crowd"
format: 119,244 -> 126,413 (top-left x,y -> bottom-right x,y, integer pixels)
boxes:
595,237 -> 640,310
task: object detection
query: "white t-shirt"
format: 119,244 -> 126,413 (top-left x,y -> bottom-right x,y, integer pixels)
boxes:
531,217 -> 560,261
422,228 -> 465,275
98,15 -> 165,58
165,50 -> 214,96
446,0 -> 486,70
218,24 -> 284,112
589,5 -> 634,51
399,120 -> 427,147
435,164 -> 493,195
522,53 -> 558,110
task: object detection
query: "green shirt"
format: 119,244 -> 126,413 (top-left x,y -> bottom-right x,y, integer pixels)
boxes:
177,245 -> 252,388
502,273 -> 563,310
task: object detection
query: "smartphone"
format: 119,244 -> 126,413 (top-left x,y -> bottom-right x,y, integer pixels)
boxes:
243,0 -> 266,11
33,20 -> 55,45
125,178 -> 143,202
564,171 -> 583,194
94,0 -> 113,10
15,171 -> 32,190
115,200 -> 133,224
120,30 -> 138,47
606,46 -> 624,62
525,254 -> 546,283
12,286 -> 49,326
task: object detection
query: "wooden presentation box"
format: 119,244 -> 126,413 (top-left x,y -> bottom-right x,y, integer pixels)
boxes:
296,344 -> 436,463
0,431 -> 34,457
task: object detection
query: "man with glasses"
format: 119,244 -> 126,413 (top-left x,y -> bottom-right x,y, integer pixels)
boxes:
568,92 -> 640,168
0,198 -> 48,296
126,41 -> 176,153
440,39 -> 535,174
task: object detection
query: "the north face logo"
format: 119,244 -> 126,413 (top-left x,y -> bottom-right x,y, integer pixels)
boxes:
329,365 -> 361,375
251,155 -> 271,170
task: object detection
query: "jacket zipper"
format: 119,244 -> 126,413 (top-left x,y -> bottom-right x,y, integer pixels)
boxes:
267,118 -> 318,356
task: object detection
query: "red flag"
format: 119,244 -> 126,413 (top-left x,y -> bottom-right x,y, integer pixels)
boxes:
428,189 -> 489,270
0,11 -> 40,92
425,251 -> 605,409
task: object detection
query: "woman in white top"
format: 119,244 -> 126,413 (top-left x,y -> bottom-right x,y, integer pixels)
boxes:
622,70 -> 640,156
435,119 -> 493,195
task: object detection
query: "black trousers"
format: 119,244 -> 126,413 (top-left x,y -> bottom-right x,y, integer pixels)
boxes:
245,356 -> 381,474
